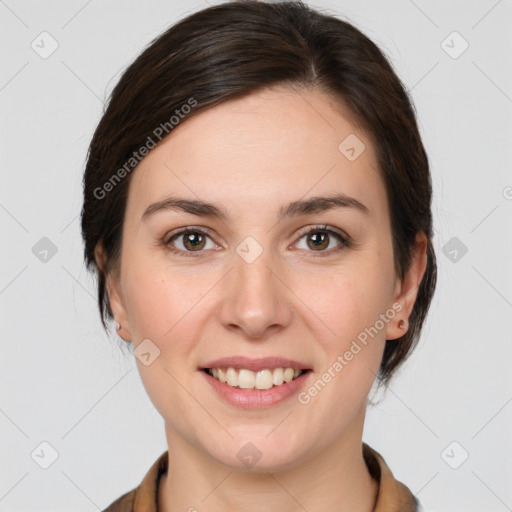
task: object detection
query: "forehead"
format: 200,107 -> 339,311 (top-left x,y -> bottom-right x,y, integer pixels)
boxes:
126,85 -> 387,222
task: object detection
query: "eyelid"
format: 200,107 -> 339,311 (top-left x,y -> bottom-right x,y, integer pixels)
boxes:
294,224 -> 349,242
164,225 -> 217,243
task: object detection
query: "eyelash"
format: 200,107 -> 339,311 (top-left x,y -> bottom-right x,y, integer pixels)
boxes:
161,225 -> 351,258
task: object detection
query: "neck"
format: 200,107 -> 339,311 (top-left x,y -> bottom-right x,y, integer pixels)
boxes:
158,421 -> 379,512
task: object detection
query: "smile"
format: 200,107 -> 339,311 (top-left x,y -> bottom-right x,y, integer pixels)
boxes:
204,367 -> 307,390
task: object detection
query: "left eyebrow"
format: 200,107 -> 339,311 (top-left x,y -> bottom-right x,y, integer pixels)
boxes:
277,193 -> 371,220
141,193 -> 370,222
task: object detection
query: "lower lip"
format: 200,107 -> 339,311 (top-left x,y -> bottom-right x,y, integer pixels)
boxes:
201,370 -> 311,409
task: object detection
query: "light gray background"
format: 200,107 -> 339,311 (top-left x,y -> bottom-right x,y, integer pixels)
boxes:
1,0 -> 511,511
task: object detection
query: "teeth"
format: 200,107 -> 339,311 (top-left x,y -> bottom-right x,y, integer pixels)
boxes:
238,369 -> 256,389
283,368 -> 294,383
272,368 -> 284,385
226,367 -> 238,387
207,367 -> 305,390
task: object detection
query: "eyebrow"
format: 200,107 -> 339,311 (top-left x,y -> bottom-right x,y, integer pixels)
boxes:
141,193 -> 370,222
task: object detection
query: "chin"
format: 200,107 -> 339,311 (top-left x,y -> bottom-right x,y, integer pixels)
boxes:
204,434 -> 310,473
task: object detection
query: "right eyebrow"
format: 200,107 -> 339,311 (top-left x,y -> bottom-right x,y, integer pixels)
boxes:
141,197 -> 229,221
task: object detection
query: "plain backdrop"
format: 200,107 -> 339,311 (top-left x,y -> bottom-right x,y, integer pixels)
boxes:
1,1 -> 511,511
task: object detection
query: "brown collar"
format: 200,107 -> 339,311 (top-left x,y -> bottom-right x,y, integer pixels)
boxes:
362,443 -> 419,511
103,443 -> 418,511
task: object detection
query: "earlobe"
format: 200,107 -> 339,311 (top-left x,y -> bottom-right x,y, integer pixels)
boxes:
105,271 -> 131,342
397,318 -> 408,331
94,243 -> 107,274
94,243 -> 131,341
385,231 -> 428,341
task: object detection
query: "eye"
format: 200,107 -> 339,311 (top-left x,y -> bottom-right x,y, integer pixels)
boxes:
162,225 -> 350,258
294,225 -> 350,255
163,228 -> 217,257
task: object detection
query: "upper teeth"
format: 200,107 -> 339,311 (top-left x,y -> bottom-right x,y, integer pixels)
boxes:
207,367 -> 303,390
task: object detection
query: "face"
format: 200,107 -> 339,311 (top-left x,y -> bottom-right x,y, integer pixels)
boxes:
103,84 -> 425,471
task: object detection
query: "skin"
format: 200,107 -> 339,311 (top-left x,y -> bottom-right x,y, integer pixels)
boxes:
97,84 -> 427,512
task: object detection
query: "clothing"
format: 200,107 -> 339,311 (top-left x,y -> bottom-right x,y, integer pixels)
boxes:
102,442 -> 422,511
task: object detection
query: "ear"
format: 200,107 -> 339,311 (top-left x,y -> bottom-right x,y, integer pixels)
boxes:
385,231 -> 428,340
94,243 -> 132,342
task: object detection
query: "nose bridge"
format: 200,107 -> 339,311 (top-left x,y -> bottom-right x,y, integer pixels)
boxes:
235,244 -> 276,300
216,236 -> 292,338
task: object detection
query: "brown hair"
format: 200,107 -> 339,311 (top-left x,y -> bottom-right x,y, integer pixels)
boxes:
81,0 -> 437,386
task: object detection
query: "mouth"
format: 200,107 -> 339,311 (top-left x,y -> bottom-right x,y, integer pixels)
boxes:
202,367 -> 312,391
199,357 -> 313,408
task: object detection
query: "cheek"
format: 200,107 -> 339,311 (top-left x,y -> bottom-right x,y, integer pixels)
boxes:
123,275 -> 171,338
306,259 -> 395,349
122,262 -> 209,424
122,249 -> 208,341
301,267 -> 391,421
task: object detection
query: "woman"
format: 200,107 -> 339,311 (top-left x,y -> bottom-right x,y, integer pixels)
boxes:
81,1 -> 437,510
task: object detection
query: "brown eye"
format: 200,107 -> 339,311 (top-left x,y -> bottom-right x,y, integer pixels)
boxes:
165,228 -> 215,257
180,231 -> 206,251
306,231 -> 330,251
295,226 -> 349,254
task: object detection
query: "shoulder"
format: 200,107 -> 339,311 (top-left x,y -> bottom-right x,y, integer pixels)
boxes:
362,442 -> 421,512
100,450 -> 168,512
101,488 -> 136,512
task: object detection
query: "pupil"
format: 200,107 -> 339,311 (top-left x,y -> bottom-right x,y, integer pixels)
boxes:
309,232 -> 328,250
186,233 -> 203,249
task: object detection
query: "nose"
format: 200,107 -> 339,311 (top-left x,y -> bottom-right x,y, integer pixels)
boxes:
215,244 -> 293,340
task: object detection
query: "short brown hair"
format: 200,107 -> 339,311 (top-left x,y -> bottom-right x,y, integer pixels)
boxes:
81,0 -> 437,386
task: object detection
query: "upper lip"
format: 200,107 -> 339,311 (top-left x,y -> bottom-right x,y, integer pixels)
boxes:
201,356 -> 311,372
